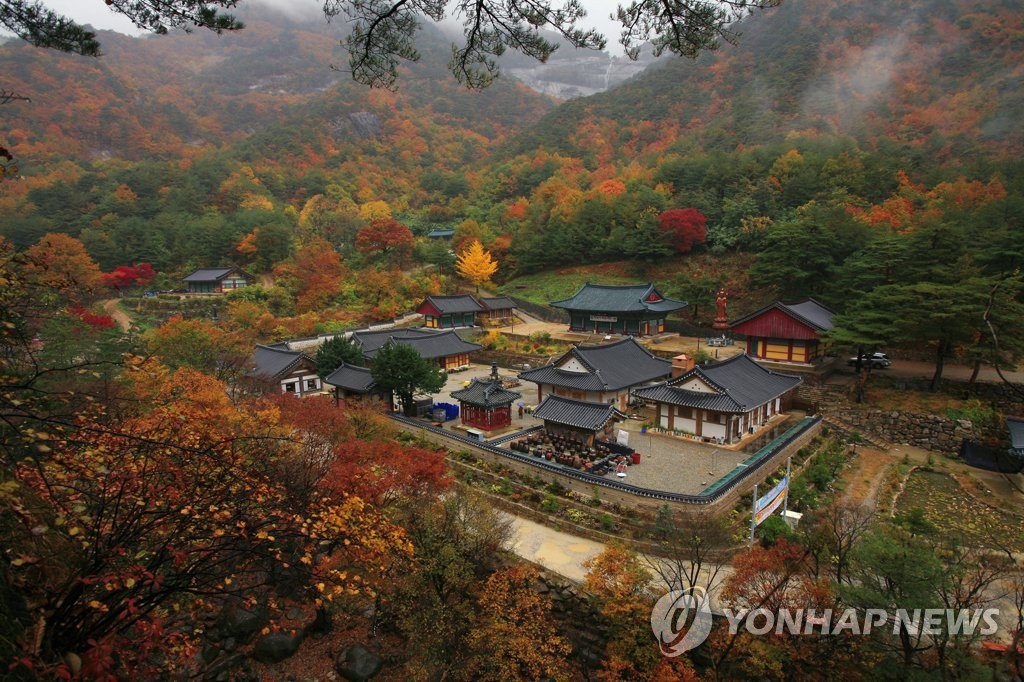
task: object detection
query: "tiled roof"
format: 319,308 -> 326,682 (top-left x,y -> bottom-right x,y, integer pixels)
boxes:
324,363 -> 377,393
450,378 -> 522,407
531,395 -> 627,431
250,344 -> 311,380
480,296 -> 516,311
550,283 -> 687,314
353,328 -> 482,360
422,295 -> 484,314
731,298 -> 835,331
633,353 -> 802,413
426,229 -> 455,238
519,337 -> 670,391
184,267 -> 242,282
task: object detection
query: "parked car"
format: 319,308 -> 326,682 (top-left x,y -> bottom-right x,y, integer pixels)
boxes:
847,352 -> 891,368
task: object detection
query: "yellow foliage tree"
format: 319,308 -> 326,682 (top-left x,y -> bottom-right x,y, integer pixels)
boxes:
358,199 -> 392,222
455,240 -> 498,292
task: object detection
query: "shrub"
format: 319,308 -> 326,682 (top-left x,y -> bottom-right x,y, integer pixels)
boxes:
540,495 -> 561,513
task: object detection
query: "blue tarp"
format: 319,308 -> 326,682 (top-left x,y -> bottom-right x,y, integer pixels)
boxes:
433,402 -> 460,421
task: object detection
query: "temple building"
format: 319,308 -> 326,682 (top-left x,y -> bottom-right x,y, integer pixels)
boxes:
518,337 -> 671,411
183,266 -> 254,293
416,295 -> 484,329
550,282 -> 686,336
415,294 -> 518,328
531,395 -> 627,446
351,328 -> 482,371
248,344 -> 322,397
323,362 -> 389,405
729,298 -> 834,365
450,365 -> 522,432
632,353 -> 802,444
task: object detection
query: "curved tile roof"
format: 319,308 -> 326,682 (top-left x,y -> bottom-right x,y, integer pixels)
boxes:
421,295 -> 484,314
550,282 -> 687,314
730,298 -> 835,332
531,395 -> 627,431
353,328 -> 482,360
633,353 -> 802,413
518,337 -> 670,391
324,363 -> 377,393
250,344 -> 311,380
450,378 -> 522,407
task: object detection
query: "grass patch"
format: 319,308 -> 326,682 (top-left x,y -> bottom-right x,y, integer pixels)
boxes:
497,265 -> 638,305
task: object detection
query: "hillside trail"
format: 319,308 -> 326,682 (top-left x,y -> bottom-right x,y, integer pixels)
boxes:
101,298 -> 132,332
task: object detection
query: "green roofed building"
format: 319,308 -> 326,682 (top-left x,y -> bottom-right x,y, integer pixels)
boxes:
550,283 -> 687,336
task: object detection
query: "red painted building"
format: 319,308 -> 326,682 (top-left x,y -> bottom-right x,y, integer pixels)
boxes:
450,366 -> 522,431
729,299 -> 834,364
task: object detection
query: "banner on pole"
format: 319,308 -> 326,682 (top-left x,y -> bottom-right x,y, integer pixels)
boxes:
752,475 -> 788,527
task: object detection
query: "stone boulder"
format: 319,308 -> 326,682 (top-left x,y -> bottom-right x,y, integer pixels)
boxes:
252,631 -> 304,663
336,645 -> 383,681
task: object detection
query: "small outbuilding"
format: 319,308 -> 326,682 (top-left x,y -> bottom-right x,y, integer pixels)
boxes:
352,328 -> 482,371
416,295 -> 484,329
531,394 -> 628,446
324,362 -> 389,405
450,365 -> 522,431
183,266 -> 254,293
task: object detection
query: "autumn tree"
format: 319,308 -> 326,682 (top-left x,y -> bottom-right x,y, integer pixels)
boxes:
4,359 -> 409,677
144,315 -> 248,383
355,218 -> 415,267
658,208 -> 708,253
455,239 -> 498,292
22,233 -> 103,302
370,341 -> 446,416
101,262 -> 156,293
273,239 -> 348,314
463,564 -> 574,682
583,543 -> 663,681
391,490 -> 513,678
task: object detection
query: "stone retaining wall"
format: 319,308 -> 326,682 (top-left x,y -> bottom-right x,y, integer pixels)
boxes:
826,407 -> 974,454
404,418 -> 821,516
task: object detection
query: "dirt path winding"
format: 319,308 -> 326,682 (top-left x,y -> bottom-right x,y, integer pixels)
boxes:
101,298 -> 132,332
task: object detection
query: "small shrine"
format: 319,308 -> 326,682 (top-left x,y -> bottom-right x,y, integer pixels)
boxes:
450,364 -> 522,432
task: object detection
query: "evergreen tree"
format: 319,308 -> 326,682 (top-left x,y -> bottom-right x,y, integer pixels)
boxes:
315,335 -> 364,377
370,342 -> 447,416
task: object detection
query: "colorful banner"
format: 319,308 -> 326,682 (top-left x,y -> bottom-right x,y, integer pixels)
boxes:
752,474 -> 788,527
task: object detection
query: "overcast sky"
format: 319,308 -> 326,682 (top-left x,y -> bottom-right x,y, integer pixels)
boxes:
35,0 -> 627,55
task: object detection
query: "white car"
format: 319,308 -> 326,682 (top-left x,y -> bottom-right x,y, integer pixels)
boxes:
847,352 -> 891,368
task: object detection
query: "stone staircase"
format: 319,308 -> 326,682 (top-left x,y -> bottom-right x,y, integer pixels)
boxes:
820,415 -> 890,451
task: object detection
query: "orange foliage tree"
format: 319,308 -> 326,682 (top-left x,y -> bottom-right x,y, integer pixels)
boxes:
22,233 -> 103,301
463,564 -> 574,681
355,218 -> 414,267
4,360 -> 410,678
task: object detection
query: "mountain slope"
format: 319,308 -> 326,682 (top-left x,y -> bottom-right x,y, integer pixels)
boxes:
504,0 -> 1024,165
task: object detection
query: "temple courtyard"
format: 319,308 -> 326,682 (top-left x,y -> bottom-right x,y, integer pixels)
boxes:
429,363 -> 799,496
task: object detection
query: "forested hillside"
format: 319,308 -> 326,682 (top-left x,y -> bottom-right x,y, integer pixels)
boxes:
1,0 -> 1022,343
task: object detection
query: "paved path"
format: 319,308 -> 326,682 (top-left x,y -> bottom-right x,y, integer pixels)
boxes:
505,513 -> 605,582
